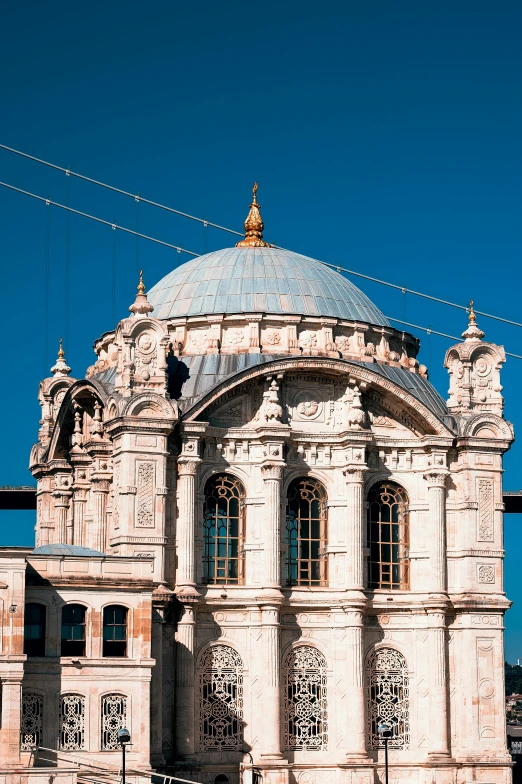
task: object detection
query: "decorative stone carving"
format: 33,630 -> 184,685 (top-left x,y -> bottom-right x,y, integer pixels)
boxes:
478,479 -> 494,541
59,694 -> 85,751
284,646 -> 328,750
136,461 -> 155,527
264,329 -> 281,346
198,645 -> 243,750
367,648 -> 410,749
21,692 -> 43,750
260,379 -> 283,422
478,564 -> 495,584
101,694 -> 127,750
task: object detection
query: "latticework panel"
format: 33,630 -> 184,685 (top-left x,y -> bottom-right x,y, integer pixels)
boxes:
59,694 -> 85,750
367,648 -> 410,748
101,694 -> 127,750
21,692 -> 43,749
199,645 -> 244,750
284,645 -> 328,750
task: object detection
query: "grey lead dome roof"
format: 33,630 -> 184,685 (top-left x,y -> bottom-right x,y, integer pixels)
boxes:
147,247 -> 390,326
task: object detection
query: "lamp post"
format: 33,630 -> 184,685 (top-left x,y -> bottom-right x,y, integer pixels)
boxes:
377,721 -> 392,784
117,728 -> 131,784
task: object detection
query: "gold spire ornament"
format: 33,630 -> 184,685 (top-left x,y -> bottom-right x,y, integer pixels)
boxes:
58,337 -> 65,359
129,269 -> 154,316
468,299 -> 477,324
462,298 -> 485,342
51,337 -> 71,377
235,183 -> 272,248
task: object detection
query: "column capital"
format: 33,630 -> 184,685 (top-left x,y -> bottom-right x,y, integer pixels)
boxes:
341,608 -> 365,627
423,469 -> 449,488
343,465 -> 367,484
177,458 -> 201,477
261,462 -> 284,480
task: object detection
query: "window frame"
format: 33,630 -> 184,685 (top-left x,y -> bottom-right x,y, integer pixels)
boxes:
24,603 -> 46,657
202,473 -> 246,585
285,477 -> 328,587
61,603 -> 87,657
102,605 -> 128,658
366,481 -> 409,590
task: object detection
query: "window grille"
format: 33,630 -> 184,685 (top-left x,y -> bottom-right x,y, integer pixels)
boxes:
284,646 -> 328,750
286,478 -> 327,586
101,694 -> 127,750
199,645 -> 243,750
367,648 -> 410,748
367,482 -> 409,589
61,604 -> 86,657
59,694 -> 85,750
24,603 -> 46,657
203,474 -> 245,584
103,605 -> 128,657
21,692 -> 43,749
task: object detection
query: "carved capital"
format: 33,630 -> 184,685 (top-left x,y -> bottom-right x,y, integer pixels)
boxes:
343,465 -> 366,484
177,459 -> 200,477
261,462 -> 284,481
52,489 -> 72,506
423,470 -> 449,489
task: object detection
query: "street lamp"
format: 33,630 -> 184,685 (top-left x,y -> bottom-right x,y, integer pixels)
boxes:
377,721 -> 392,784
117,728 -> 131,784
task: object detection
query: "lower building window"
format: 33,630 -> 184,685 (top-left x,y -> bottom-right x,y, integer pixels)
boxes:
101,694 -> 127,750
21,692 -> 43,750
59,694 -> 85,750
199,645 -> 244,750
284,645 -> 328,750
367,648 -> 410,749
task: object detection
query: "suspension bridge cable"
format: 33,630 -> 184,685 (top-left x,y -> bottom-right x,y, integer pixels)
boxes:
0,142 -> 244,237
0,181 -> 199,257
1,178 -> 521,361
1,142 -> 521,329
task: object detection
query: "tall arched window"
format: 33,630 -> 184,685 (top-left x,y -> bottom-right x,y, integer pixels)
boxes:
367,648 -> 410,749
203,474 -> 245,584
103,605 -> 128,657
286,478 -> 327,586
59,694 -> 85,750
367,482 -> 409,589
24,603 -> 46,657
101,694 -> 127,750
61,604 -> 86,657
199,645 -> 243,750
284,646 -> 328,750
20,692 -> 43,749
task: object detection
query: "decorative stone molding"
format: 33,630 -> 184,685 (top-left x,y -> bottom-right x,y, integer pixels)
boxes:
478,564 -> 495,584
177,459 -> 200,477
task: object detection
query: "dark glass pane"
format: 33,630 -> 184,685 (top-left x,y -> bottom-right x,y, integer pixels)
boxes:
371,523 -> 379,542
392,544 -> 399,563
381,544 -> 390,563
229,498 -> 239,517
311,499 -> 320,518
370,502 -> 380,521
229,517 -> 239,537
300,541 -> 309,559
391,503 -> 400,523
392,524 -> 400,543
311,520 -> 320,539
300,521 -> 309,539
381,504 -> 390,523
311,541 -> 320,559
380,523 -> 390,542
392,564 -> 400,584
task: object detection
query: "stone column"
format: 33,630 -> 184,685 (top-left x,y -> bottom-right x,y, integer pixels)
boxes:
91,478 -> 110,553
175,458 -> 200,592
342,608 -> 370,760
150,596 -> 169,767
426,608 -> 451,759
1,677 -> 22,764
261,463 -> 284,588
175,603 -> 196,759
343,465 -> 367,590
423,469 -> 449,593
53,489 -> 71,543
260,604 -> 283,759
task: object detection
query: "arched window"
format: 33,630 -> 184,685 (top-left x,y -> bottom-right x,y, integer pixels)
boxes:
367,482 -> 409,589
101,694 -> 127,750
203,474 -> 245,585
284,646 -> 328,750
61,604 -> 86,657
103,605 -> 128,657
20,692 -> 43,749
367,648 -> 410,749
199,645 -> 243,750
59,694 -> 85,750
286,478 -> 327,586
24,603 -> 46,657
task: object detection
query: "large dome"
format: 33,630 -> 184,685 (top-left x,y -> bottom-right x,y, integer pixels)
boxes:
148,246 -> 390,326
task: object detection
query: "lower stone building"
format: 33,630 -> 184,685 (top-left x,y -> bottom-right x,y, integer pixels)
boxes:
0,188 -> 514,784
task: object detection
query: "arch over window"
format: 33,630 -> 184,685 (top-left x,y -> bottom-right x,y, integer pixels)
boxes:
101,694 -> 127,750
24,603 -> 46,657
367,482 -> 409,590
367,648 -> 410,749
199,645 -> 244,750
21,692 -> 43,750
61,604 -> 86,657
103,605 -> 128,657
203,474 -> 245,585
59,694 -> 85,750
284,645 -> 328,750
286,477 -> 327,586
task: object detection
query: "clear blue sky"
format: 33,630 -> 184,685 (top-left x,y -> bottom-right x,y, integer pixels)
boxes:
1,0 -> 521,658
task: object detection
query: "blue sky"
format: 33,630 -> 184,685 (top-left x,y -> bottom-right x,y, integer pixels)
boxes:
1,0 -> 521,658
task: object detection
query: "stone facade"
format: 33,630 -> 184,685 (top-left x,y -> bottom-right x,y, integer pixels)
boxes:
0,205 -> 515,784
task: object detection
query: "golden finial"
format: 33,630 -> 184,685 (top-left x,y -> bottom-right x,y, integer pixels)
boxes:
235,183 -> 272,248
58,337 -> 64,359
51,337 -> 71,377
461,298 -> 484,341
137,269 -> 145,295
129,268 -> 154,316
468,299 -> 476,324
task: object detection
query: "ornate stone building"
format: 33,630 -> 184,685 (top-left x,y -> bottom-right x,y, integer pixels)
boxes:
0,186 -> 514,784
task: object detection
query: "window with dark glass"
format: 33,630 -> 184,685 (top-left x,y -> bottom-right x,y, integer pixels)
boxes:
367,482 -> 409,590
286,478 -> 327,587
24,603 -> 46,657
203,474 -> 245,584
61,604 -> 86,657
103,605 -> 128,657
